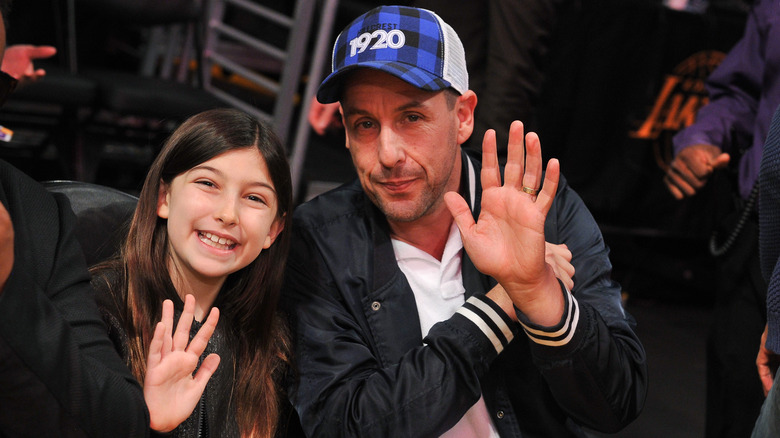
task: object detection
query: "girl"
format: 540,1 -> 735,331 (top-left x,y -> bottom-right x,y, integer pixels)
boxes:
91,108 -> 293,437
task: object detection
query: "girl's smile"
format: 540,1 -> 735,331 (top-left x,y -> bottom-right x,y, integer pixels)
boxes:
198,231 -> 237,251
157,147 -> 284,292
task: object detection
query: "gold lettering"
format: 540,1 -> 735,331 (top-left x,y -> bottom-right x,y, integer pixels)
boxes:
630,75 -> 681,139
663,94 -> 702,131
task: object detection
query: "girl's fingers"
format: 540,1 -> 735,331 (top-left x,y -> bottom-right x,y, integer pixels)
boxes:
186,307 -> 219,357
147,321 -> 166,367
172,295 -> 195,351
160,299 -> 174,357
192,353 -> 221,392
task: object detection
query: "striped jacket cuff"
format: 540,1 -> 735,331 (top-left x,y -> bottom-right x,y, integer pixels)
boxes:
455,295 -> 516,355
517,280 -> 579,347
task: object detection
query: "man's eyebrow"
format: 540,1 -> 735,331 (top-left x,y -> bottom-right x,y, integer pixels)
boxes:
342,107 -> 371,117
343,100 -> 427,116
395,100 -> 426,112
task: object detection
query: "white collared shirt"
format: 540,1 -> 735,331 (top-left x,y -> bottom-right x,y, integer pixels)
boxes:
391,156 -> 499,438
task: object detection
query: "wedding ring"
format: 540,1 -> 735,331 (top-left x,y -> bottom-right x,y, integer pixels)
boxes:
521,186 -> 539,195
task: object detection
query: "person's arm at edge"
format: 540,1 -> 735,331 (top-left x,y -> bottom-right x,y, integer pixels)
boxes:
672,0 -> 767,156
0,186 -> 149,436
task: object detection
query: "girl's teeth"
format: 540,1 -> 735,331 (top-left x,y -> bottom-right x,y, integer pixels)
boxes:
200,232 -> 235,249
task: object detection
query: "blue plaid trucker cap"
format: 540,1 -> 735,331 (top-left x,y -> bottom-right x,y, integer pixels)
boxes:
316,5 -> 468,103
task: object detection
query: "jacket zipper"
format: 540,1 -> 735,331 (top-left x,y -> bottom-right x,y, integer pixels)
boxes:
197,394 -> 208,438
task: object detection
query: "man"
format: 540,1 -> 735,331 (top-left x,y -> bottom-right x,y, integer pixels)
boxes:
663,1 -> 780,436
0,0 -> 149,435
284,5 -> 646,437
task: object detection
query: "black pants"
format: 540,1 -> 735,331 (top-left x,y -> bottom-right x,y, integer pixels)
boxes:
706,214 -> 767,438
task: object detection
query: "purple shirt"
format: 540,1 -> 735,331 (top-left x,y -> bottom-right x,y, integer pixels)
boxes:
673,0 -> 780,199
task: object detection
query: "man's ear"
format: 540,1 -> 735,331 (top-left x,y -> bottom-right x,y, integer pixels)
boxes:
156,181 -> 170,219
262,215 -> 285,249
455,90 -> 477,146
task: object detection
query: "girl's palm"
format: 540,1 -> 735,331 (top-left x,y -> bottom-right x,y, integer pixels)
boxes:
144,295 -> 220,433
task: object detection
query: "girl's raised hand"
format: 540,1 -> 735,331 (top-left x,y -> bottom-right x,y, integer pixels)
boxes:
144,294 -> 220,432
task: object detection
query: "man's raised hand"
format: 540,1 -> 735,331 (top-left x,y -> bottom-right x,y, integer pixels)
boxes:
445,121 -> 564,325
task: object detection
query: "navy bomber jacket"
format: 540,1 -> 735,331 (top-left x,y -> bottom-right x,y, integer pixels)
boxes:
283,149 -> 647,438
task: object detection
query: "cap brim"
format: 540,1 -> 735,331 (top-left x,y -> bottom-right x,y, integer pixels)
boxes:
316,61 -> 453,104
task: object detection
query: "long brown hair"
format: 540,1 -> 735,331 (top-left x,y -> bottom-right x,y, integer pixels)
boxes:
93,108 -> 292,437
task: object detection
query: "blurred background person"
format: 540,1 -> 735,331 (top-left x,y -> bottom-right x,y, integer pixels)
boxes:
663,0 -> 779,436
